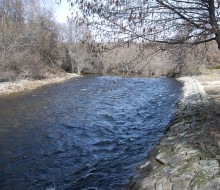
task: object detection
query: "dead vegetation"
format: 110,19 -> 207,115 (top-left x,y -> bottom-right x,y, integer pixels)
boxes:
95,41 -> 220,77
1,1 -> 220,83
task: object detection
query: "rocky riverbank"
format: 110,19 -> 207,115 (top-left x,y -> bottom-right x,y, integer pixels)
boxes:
0,73 -> 80,97
130,73 -> 220,190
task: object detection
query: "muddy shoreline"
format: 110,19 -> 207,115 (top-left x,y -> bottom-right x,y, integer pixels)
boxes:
130,74 -> 220,190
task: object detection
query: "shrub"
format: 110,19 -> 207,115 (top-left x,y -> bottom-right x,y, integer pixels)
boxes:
6,49 -> 47,80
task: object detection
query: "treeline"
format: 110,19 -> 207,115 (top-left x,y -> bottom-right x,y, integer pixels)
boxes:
0,0 -> 104,82
1,0 -> 219,82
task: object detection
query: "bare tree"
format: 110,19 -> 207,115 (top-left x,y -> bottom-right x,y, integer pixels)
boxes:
0,0 -> 25,65
63,17 -> 87,73
54,0 -> 220,76
0,0 -> 65,81
25,0 -> 61,66
60,16 -> 105,74
67,0 -> 220,49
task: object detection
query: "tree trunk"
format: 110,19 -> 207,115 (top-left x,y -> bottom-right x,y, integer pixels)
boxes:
208,0 -> 220,50
216,34 -> 220,50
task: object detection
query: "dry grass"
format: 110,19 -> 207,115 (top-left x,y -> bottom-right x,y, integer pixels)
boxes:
100,43 -> 176,76
0,73 -> 80,96
98,41 -> 220,76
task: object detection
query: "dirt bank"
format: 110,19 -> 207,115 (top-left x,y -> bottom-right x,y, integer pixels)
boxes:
0,73 -> 80,97
130,73 -> 220,190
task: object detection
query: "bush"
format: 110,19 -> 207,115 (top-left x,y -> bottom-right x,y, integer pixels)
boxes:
6,49 -> 47,80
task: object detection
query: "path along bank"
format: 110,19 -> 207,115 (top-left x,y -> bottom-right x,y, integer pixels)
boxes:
130,73 -> 220,190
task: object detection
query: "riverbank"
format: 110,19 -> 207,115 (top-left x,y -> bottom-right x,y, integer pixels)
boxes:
0,73 -> 80,97
130,72 -> 220,190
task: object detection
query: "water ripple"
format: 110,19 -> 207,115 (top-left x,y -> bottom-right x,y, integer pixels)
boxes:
0,76 -> 182,190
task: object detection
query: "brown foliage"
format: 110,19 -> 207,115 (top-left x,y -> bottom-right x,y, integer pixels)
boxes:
0,0 -> 63,81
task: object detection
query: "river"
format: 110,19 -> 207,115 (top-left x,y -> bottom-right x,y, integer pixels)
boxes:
0,76 -> 182,190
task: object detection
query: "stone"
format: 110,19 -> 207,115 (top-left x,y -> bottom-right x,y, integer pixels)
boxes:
171,180 -> 188,190
138,177 -> 156,190
171,172 -> 194,190
154,166 -> 178,178
169,154 -> 189,165
198,160 -> 219,175
199,178 -> 220,190
137,161 -> 151,172
156,177 -> 172,190
156,152 -> 171,165
132,76 -> 220,190
199,159 -> 219,167
187,149 -> 200,155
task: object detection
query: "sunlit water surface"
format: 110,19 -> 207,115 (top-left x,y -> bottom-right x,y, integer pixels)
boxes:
0,76 -> 182,190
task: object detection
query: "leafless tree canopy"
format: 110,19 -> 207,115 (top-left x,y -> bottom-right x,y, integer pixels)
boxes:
0,0 -> 103,81
68,0 -> 220,49
1,0 -> 219,81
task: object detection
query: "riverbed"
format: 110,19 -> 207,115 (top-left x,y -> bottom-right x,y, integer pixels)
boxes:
0,76 -> 182,190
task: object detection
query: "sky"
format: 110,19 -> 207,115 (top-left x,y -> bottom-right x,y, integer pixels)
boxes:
54,0 -> 72,23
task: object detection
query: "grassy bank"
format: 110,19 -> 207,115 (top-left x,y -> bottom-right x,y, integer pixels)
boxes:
0,73 -> 80,97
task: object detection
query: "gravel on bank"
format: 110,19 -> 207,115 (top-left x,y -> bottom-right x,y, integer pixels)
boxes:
130,75 -> 220,190
0,73 -> 80,97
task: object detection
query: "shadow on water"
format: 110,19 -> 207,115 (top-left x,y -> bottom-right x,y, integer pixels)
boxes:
0,76 -> 182,190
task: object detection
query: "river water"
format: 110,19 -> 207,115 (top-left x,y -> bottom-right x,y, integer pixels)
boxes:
0,76 -> 182,190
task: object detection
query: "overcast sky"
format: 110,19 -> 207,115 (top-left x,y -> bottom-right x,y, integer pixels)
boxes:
54,0 -> 72,23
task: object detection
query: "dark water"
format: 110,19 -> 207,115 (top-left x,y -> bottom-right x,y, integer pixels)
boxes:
0,76 -> 182,190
